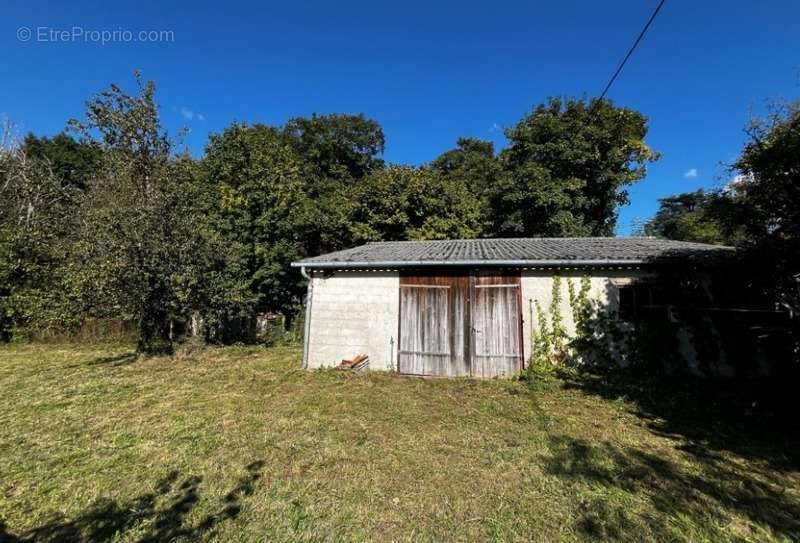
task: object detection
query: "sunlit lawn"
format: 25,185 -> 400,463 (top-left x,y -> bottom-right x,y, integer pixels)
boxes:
1,343 -> 798,542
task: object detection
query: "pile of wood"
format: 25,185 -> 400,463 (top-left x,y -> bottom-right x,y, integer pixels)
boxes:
338,353 -> 369,373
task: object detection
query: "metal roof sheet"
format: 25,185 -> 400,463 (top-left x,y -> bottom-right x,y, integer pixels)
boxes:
291,237 -> 733,269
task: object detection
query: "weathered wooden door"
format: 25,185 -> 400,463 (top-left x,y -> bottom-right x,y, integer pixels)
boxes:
398,272 -> 469,376
398,270 -> 522,377
470,274 -> 523,377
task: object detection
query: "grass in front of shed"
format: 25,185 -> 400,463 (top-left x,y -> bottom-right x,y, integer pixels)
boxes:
1,343 -> 798,542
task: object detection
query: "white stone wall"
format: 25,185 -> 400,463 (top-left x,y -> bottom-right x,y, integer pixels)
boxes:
520,269 -> 651,363
306,270 -> 399,370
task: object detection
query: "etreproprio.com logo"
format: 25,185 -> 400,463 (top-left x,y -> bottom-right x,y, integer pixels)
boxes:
17,26 -> 175,44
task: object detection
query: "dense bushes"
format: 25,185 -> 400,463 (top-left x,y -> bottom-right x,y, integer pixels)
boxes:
0,75 -> 657,353
641,101 -> 800,373
527,269 -> 796,382
3,73 -> 796,369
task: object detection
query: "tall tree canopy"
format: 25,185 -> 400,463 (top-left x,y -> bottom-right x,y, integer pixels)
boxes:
69,75 -> 211,354
645,101 -> 800,250
493,97 -> 657,237
203,123 -> 312,322
0,133 -> 79,339
280,113 -> 387,257
281,113 -> 385,183
2,81 -> 665,346
430,137 -> 498,194
350,166 -> 483,242
21,132 -> 102,190
731,102 -> 800,243
643,190 -> 741,245
726,102 -> 800,319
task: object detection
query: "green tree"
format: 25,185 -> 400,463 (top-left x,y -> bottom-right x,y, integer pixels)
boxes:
279,114 -> 387,258
643,190 -> 738,244
203,123 -> 312,327
731,101 -> 800,242
430,137 -> 497,236
68,74 -> 208,354
493,97 -> 658,237
431,137 -> 498,194
729,101 -> 800,318
350,165 -> 483,242
281,113 -> 385,183
644,102 -> 799,255
490,161 -> 591,237
0,134 -> 79,340
21,132 -> 102,190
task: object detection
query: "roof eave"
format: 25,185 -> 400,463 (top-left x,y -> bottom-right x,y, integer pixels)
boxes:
290,259 -> 649,269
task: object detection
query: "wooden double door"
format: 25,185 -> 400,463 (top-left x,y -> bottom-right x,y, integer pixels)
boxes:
398,270 -> 523,377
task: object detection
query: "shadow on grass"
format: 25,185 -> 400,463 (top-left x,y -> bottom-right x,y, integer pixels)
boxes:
86,352 -> 138,367
64,352 -> 138,370
0,461 -> 264,543
559,371 -> 800,470
545,435 -> 800,541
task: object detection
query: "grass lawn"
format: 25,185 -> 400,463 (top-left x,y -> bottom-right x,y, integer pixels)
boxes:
1,344 -> 799,542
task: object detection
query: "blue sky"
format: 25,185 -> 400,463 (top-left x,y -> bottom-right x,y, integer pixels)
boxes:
3,0 -> 799,234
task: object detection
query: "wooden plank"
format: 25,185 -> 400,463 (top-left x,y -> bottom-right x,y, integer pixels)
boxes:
398,277 -> 451,375
471,271 -> 522,377
474,270 -> 521,285
398,269 -> 523,378
400,351 -> 450,356
399,269 -> 469,376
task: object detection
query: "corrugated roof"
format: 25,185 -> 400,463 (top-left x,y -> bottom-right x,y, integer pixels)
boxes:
291,237 -> 733,269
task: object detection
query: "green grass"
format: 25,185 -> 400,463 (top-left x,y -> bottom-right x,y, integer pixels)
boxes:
0,344 -> 798,542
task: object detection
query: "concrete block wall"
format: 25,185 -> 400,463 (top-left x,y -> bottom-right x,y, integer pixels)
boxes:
520,269 -> 650,363
306,270 -> 399,370
304,268 -> 650,372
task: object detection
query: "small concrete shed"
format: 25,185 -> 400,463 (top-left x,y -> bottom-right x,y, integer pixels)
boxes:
291,238 -> 728,377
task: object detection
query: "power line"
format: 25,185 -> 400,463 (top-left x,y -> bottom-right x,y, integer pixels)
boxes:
600,0 -> 667,100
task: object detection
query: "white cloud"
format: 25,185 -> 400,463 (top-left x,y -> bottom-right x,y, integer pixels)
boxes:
178,106 -> 206,122
724,173 -> 751,193
684,168 -> 698,179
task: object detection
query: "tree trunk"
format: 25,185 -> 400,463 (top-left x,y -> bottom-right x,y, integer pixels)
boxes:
137,309 -> 173,355
283,312 -> 293,332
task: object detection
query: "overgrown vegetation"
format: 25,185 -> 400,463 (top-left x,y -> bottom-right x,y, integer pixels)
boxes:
641,100 -> 800,371
67,75 -> 218,354
527,276 -> 640,377
3,71 -> 796,371
493,97 -> 658,237
1,344 -> 798,542
0,73 -> 657,352
525,270 -> 790,380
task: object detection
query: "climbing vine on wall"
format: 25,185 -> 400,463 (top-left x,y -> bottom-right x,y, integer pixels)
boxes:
529,276 -> 570,369
527,275 -> 682,379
